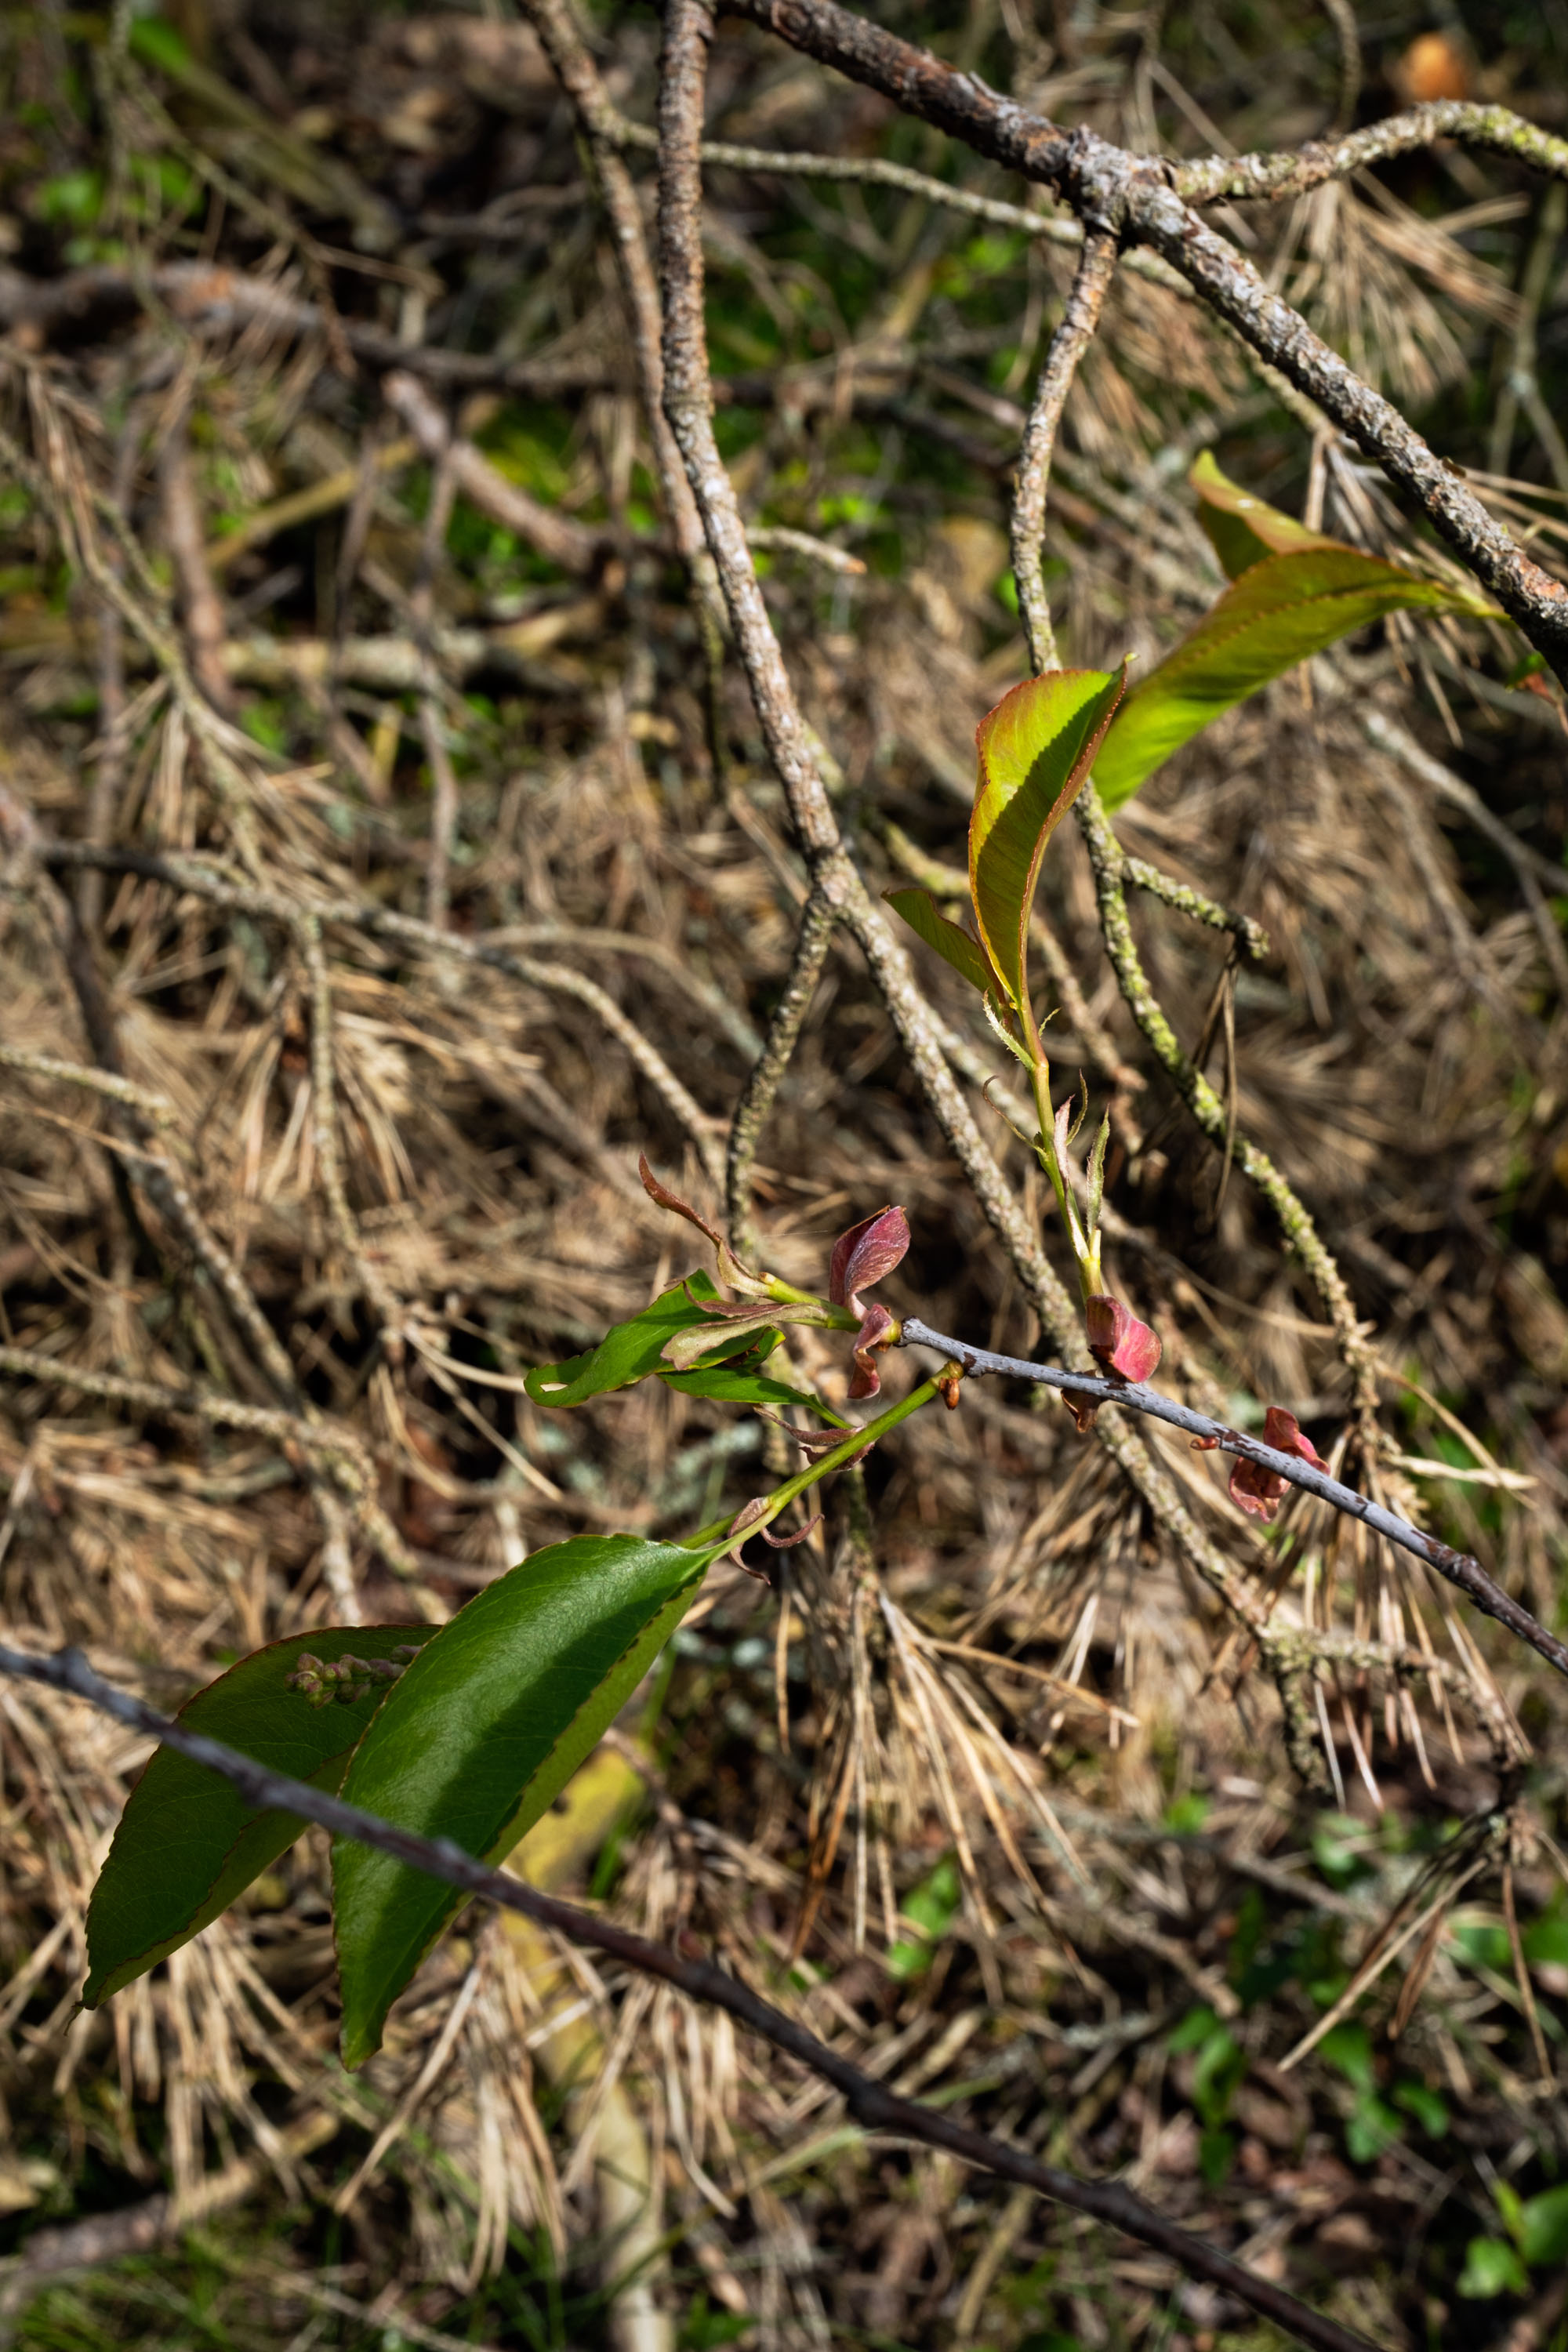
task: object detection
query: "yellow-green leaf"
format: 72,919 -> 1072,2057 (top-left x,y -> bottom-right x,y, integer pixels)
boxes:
1094,546 -> 1498,811
971,666 -> 1126,1008
1191,449 -> 1338,579
883,886 -> 999,998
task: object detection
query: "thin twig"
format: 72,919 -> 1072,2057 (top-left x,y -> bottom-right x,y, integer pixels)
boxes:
1012,227 -> 1117,675
38,843 -> 727,1189
726,887 -> 838,1258
898,1316 -> 1568,1683
0,1638 -> 1378,2352
1073,785 -> 1377,1412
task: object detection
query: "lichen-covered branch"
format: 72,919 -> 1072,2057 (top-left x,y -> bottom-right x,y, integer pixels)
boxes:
1012,227 -> 1117,674
720,0 -> 1568,687
726,887 -> 838,1258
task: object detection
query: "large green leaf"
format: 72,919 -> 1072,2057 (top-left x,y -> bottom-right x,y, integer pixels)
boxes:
883,886 -> 998,999
332,1535 -> 713,2065
524,1272 -> 773,1407
971,666 -> 1126,1008
1191,449 -> 1338,579
84,1626 -> 434,2005
1094,546 -> 1497,810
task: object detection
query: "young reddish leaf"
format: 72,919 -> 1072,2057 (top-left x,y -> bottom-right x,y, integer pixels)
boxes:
1085,1294 -> 1162,1384
883,887 -> 1000,1000
971,666 -> 1127,1008
1190,450 -> 1339,580
1229,1406 -> 1326,1522
848,1300 -> 898,1398
659,1300 -> 835,1372
1094,543 -> 1500,811
828,1205 -> 909,1314
638,1155 -> 771,1298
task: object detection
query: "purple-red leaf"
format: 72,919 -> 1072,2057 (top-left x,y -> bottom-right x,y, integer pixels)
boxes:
829,1206 -> 909,1315
1085,1294 -> 1162,1384
1229,1406 -> 1326,1523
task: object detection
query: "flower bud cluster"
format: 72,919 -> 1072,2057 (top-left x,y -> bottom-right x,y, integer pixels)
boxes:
286,1646 -> 424,1708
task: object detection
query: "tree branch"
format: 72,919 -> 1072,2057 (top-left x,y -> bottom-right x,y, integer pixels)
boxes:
719,0 -> 1568,686
898,1317 -> 1568,1684
0,1637 -> 1377,2352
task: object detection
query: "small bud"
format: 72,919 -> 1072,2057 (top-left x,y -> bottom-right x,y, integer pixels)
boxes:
849,1300 -> 898,1399
1228,1407 -> 1326,1523
1085,1294 -> 1162,1384
828,1206 -> 910,1317
937,1370 -> 963,1411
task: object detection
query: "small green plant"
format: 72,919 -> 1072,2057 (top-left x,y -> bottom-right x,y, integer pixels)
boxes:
78,456 -> 1537,2067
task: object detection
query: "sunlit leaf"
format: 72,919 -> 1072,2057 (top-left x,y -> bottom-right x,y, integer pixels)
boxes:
333,1535 -> 714,2065
524,1272 -> 774,1407
1457,2237 -> 1529,2299
1094,547 -> 1498,810
84,1627 -> 434,2005
883,886 -> 998,998
1190,449 -> 1338,579
971,666 -> 1125,1007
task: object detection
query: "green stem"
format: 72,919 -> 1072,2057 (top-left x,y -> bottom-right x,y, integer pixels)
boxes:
681,1374 -> 946,1552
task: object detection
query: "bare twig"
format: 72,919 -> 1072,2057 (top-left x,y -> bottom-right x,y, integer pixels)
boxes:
898,1316 -> 1568,1683
37,842 -> 728,1189
0,1638 -> 1379,2352
1012,228 -> 1117,674
726,887 -> 837,1258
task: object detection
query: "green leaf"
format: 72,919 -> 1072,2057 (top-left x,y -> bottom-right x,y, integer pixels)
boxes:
1318,2020 -> 1375,2092
971,667 -> 1126,1008
1519,2184 -> 1568,2268
1094,546 -> 1500,812
884,886 -> 998,998
887,1853 -> 961,1980
84,1627 -> 434,2006
1190,450 -> 1338,579
661,1341 -> 844,1422
1392,2079 -> 1449,2139
1345,2091 -> 1402,2163
127,16 -> 194,74
1457,2237 -> 1529,2299
332,1535 -> 712,2066
525,1272 -> 770,1407
1523,1916 -> 1568,1967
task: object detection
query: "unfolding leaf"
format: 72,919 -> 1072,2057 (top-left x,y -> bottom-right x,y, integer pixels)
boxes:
971,666 -> 1126,1007
659,1298 -> 837,1371
883,887 -> 997,998
334,1534 -> 714,2066
1094,546 -> 1498,810
661,1337 -> 844,1421
1191,449 -> 1338,579
525,1272 -> 771,1407
84,1626 -> 435,2005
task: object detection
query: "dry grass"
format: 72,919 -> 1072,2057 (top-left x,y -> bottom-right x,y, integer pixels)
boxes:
2,2 -> 1567,2347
